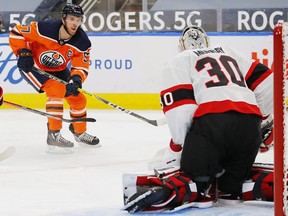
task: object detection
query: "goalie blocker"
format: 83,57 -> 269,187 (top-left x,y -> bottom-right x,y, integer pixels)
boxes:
122,164 -> 273,213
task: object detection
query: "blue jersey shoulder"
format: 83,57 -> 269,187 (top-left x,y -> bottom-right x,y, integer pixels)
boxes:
69,27 -> 91,51
38,19 -> 61,41
37,19 -> 91,51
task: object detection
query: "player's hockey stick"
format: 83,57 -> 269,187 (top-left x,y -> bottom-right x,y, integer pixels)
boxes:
94,96 -> 166,126
0,146 -> 16,161
3,100 -> 96,123
32,67 -> 167,127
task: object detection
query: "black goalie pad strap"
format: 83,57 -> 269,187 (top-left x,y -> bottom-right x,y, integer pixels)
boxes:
252,171 -> 269,201
163,175 -> 192,205
164,178 -> 179,205
177,175 -> 192,204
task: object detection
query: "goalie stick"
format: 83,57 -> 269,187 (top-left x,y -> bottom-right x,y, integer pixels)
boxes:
3,100 -> 96,123
32,67 -> 167,127
252,162 -> 274,170
0,146 -> 16,161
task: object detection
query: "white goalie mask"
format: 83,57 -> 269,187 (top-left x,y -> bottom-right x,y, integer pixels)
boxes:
178,26 -> 210,52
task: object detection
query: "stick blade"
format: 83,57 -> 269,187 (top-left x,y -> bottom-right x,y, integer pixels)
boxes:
81,117 -> 96,122
70,117 -> 96,123
148,118 -> 167,126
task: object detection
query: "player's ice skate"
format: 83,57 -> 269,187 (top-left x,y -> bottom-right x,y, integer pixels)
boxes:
69,124 -> 100,147
46,129 -> 74,154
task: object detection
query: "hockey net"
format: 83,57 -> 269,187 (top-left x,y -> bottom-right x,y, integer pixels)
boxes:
274,21 -> 288,216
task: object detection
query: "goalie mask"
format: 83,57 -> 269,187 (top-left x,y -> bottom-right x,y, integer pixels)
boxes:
178,26 -> 210,52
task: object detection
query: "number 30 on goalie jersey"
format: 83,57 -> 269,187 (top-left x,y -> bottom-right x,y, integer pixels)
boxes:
160,45 -> 273,145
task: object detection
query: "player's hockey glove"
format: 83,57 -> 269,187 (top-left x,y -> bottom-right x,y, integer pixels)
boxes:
0,86 -> 3,106
65,75 -> 82,96
259,119 -> 273,153
17,48 -> 34,72
148,139 -> 182,170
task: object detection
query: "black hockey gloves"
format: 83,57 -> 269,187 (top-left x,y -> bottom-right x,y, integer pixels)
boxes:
0,86 -> 3,106
66,75 -> 82,96
17,48 -> 34,72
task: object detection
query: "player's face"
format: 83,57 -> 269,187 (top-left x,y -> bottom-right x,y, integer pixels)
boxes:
64,14 -> 82,35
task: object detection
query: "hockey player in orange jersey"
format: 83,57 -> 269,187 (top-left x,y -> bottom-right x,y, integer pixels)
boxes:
9,4 -> 100,153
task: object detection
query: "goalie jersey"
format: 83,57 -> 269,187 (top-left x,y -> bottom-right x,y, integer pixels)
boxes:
9,19 -> 91,81
160,45 -> 273,145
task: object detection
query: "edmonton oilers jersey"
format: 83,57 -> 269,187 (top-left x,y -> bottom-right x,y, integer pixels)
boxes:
9,19 -> 91,81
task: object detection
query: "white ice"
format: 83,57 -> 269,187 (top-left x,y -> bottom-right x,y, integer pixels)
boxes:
0,109 -> 274,216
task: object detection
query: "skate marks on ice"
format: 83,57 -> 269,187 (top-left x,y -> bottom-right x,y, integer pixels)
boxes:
0,146 -> 16,161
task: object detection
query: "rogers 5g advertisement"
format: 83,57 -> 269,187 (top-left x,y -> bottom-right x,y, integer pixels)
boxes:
0,8 -> 287,33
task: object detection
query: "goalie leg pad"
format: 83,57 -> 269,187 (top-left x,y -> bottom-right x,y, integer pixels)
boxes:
122,171 -> 213,213
122,186 -> 172,213
122,167 -> 182,204
242,168 -> 274,201
123,172 -> 160,205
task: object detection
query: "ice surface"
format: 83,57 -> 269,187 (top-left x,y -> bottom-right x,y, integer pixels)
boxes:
0,109 -> 274,216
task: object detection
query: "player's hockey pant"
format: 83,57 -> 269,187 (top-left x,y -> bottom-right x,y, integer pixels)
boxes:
181,111 -> 262,198
20,68 -> 87,133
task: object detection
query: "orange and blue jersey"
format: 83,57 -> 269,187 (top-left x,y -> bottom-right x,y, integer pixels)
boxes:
9,19 -> 91,82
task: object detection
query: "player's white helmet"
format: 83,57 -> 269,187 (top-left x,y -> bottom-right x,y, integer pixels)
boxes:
178,26 -> 210,52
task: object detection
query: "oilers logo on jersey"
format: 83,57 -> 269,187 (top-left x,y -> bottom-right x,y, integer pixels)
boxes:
40,51 -> 66,68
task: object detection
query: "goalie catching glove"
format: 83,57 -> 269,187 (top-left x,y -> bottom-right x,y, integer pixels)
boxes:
147,139 -> 182,170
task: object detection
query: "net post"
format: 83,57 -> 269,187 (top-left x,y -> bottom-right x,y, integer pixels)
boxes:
274,21 -> 285,216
